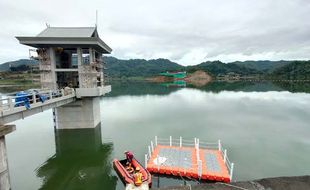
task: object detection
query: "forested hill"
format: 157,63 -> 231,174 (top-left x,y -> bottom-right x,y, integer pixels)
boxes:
186,61 -> 260,76
232,60 -> 291,72
0,59 -> 38,71
0,57 -> 309,79
271,61 -> 310,80
104,56 -> 183,77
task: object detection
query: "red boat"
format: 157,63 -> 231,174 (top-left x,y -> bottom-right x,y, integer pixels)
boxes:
113,157 -> 152,187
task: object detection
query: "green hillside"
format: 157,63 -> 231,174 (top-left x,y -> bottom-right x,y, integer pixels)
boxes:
271,61 -> 310,80
104,56 -> 184,78
232,60 -> 291,72
186,61 -> 260,76
0,59 -> 38,71
1,57 -> 309,80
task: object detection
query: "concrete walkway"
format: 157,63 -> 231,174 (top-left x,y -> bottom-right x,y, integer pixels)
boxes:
126,183 -> 149,190
155,176 -> 310,190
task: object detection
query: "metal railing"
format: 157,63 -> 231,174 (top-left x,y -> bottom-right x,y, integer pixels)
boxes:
145,136 -> 234,181
0,88 -> 75,113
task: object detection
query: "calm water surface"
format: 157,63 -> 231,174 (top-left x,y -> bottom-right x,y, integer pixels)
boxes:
3,81 -> 310,189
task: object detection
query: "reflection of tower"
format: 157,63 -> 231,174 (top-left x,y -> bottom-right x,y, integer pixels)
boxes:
36,125 -> 117,190
55,123 -> 103,155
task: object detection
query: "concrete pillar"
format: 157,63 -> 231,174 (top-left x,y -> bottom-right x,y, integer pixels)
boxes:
55,97 -> 101,129
89,48 -> 94,63
98,53 -> 102,62
0,95 -> 2,113
49,47 -> 57,90
0,125 -> 15,190
77,47 -> 83,88
0,136 -> 10,190
98,54 -> 104,86
77,47 -> 82,66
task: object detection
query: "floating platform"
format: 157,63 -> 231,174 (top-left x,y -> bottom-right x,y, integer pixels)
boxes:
145,137 -> 234,183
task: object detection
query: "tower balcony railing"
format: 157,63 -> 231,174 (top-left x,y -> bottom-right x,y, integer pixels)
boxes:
0,88 -> 75,113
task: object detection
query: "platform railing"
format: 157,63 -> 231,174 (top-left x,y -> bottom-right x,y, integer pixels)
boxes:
146,136 -> 234,181
0,88 -> 75,113
217,141 -> 234,181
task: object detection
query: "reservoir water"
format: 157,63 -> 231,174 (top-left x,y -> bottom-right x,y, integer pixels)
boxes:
2,81 -> 310,189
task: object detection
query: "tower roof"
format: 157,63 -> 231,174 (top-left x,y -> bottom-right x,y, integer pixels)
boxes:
37,27 -> 97,38
16,26 -> 112,54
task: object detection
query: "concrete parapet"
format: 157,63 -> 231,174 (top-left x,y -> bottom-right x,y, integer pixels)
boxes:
75,86 -> 111,98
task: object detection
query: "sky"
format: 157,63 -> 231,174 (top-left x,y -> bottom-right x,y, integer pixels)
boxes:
0,0 -> 310,66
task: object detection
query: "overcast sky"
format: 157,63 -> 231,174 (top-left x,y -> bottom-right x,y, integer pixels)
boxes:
0,0 -> 310,65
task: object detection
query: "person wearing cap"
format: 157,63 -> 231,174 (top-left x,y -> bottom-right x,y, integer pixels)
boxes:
125,162 -> 134,174
124,151 -> 134,163
134,167 -> 143,186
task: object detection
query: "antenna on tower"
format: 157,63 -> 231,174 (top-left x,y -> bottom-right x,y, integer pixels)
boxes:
95,10 -> 98,28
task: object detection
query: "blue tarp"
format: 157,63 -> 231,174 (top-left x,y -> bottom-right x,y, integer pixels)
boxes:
14,90 -> 48,109
38,94 -> 47,103
15,92 -> 30,109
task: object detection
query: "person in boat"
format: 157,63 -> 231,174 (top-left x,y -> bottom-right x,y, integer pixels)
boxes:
124,151 -> 133,163
134,167 -> 143,186
124,151 -> 134,173
125,162 -> 134,174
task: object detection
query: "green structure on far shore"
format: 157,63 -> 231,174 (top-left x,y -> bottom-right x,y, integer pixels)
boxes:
159,71 -> 186,80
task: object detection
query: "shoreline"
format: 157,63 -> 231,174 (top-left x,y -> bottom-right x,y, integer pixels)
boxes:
110,77 -> 310,83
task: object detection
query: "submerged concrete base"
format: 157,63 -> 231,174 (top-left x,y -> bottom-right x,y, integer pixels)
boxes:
0,137 -> 10,190
55,97 -> 101,129
55,124 -> 103,155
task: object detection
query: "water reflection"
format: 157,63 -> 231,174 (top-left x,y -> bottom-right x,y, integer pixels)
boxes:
4,80 -> 310,189
102,88 -> 310,183
1,81 -> 309,96
160,80 -> 186,88
188,81 -> 310,93
106,81 -> 180,97
272,81 -> 310,93
106,81 -> 310,98
188,81 -> 283,92
36,125 -> 117,190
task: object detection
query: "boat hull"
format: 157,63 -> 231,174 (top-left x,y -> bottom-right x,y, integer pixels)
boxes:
113,158 -> 152,188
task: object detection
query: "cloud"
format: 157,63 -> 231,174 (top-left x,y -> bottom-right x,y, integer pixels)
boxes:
0,0 -> 310,65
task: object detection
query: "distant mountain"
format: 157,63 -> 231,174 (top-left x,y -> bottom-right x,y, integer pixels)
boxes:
0,59 -> 38,71
1,57 -> 309,80
232,60 -> 291,73
0,57 -> 184,77
104,56 -> 184,77
271,61 -> 310,80
186,61 -> 260,76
